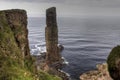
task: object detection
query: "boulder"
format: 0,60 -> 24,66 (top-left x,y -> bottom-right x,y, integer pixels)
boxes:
107,45 -> 120,80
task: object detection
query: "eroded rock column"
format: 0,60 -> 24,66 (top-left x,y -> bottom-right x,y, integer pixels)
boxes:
45,7 -> 61,66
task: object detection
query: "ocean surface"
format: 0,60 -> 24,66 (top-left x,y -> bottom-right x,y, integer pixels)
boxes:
28,17 -> 120,80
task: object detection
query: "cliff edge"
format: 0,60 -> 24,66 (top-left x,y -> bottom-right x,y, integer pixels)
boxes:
0,9 -> 33,79
0,9 -> 62,80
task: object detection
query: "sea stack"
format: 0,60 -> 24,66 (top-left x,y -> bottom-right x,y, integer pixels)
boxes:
45,7 -> 61,67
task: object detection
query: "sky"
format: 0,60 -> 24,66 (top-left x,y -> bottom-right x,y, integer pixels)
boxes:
0,0 -> 120,17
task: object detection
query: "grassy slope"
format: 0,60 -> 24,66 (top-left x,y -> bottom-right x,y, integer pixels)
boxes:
0,11 -> 61,80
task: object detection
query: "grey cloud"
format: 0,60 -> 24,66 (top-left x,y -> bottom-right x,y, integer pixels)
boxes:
2,0 -> 120,8
65,0 -> 120,8
1,0 -> 120,17
2,0 -> 66,3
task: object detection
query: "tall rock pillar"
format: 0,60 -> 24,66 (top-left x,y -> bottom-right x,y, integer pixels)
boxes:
45,7 -> 61,66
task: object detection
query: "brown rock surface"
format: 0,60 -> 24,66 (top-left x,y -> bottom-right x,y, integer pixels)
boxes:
43,7 -> 69,80
45,7 -> 61,66
80,63 -> 113,80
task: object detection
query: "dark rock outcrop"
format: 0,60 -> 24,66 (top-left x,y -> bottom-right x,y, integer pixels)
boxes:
45,7 -> 61,67
107,45 -> 120,80
43,7 -> 69,80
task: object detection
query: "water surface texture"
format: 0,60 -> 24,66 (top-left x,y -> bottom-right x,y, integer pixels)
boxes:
28,17 -> 120,80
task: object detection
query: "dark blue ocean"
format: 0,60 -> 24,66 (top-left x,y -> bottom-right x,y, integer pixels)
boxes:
28,17 -> 120,80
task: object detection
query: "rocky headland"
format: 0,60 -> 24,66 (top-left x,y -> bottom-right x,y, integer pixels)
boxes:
1,7 -> 119,80
0,9 -> 62,80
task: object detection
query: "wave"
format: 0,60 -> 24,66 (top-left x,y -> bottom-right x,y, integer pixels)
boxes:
30,44 -> 46,55
58,69 -> 70,77
30,43 -> 64,55
62,57 -> 69,65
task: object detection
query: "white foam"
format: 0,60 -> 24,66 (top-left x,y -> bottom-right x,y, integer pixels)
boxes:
58,69 -> 70,77
62,57 -> 65,59
58,44 -> 60,46
30,44 -> 46,55
34,45 -> 37,48
62,57 -> 69,65
63,61 -> 69,65
30,50 -> 41,56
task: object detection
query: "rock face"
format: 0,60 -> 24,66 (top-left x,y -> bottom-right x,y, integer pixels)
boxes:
43,7 -> 69,80
107,45 -> 120,80
80,63 -> 113,80
0,9 -> 33,79
0,9 -> 30,65
0,9 -> 62,80
3,9 -> 30,59
45,7 -> 61,66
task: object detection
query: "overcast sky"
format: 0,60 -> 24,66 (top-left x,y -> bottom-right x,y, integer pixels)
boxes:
0,0 -> 120,17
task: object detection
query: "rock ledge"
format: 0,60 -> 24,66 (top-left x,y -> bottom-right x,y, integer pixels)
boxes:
80,63 -> 113,80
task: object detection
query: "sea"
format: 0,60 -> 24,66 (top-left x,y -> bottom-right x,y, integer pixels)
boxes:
28,16 -> 120,80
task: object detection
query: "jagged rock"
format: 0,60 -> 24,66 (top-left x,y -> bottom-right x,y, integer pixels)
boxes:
80,63 -> 113,80
45,7 -> 61,66
107,45 -> 120,80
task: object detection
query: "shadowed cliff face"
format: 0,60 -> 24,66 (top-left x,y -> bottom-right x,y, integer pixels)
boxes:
3,9 -> 30,58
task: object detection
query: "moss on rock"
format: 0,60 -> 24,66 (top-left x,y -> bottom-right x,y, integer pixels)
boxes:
107,45 -> 120,80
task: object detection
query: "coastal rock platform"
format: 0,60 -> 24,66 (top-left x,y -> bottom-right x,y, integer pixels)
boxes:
80,63 -> 113,80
